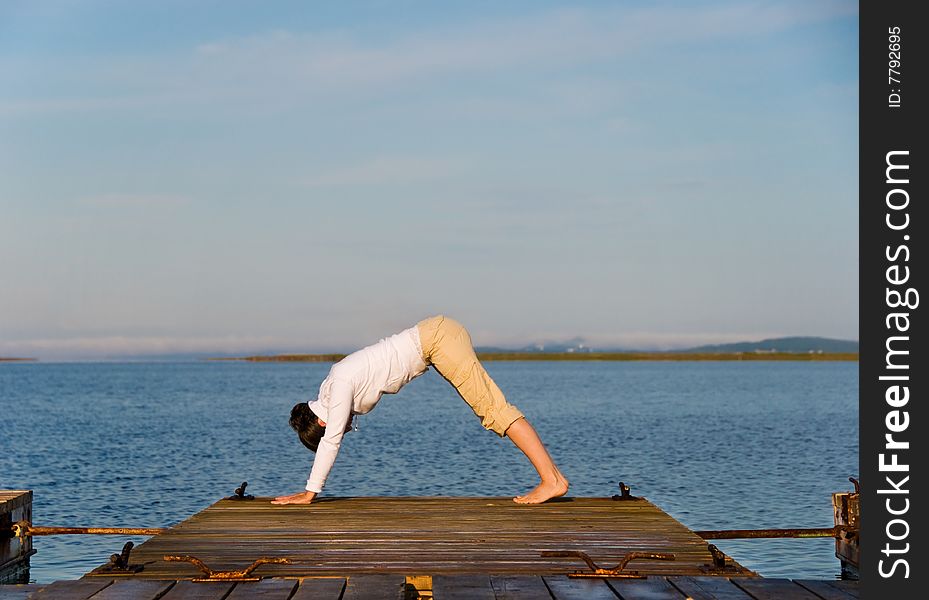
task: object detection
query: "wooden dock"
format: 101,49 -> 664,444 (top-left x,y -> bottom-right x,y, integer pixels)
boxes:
83,496 -> 754,579
0,493 -> 861,598
0,492 -> 33,585
0,574 -> 860,600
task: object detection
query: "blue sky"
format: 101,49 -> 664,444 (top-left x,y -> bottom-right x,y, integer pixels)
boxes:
0,1 -> 859,359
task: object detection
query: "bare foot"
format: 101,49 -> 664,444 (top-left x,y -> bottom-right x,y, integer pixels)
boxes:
513,473 -> 569,504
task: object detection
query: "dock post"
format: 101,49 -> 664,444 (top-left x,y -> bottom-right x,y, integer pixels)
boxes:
1,490 -> 34,584
833,479 -> 860,580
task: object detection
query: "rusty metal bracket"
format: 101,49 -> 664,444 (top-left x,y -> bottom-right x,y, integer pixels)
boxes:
695,524 -> 854,540
611,481 -> 636,501
541,550 -> 675,578
228,482 -> 254,500
10,522 -> 28,548
163,555 -> 292,582
10,520 -> 165,539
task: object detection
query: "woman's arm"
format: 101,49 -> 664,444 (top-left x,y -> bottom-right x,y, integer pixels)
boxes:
273,379 -> 354,505
304,379 -> 353,492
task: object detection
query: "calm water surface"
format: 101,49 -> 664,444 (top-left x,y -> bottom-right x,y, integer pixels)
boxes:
0,361 -> 858,583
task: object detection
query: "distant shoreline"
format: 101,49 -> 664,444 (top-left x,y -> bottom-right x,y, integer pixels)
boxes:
208,351 -> 858,362
0,357 -> 36,362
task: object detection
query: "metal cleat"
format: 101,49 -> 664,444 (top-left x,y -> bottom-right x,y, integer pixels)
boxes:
699,544 -> 742,574
89,541 -> 144,574
611,481 -> 636,501
163,555 -> 292,582
229,481 -> 255,500
542,549 -> 675,578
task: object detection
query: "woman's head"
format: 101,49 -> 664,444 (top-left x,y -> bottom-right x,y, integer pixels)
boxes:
290,402 -> 325,452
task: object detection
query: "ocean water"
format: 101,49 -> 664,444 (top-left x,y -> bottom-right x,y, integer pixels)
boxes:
0,360 -> 858,583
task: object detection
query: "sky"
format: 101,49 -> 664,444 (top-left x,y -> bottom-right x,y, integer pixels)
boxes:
0,1 -> 859,359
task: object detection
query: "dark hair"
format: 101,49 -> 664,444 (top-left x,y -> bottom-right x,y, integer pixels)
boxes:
290,402 -> 325,452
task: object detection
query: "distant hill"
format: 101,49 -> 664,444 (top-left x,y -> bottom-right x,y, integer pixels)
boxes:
677,337 -> 858,354
206,335 -> 858,363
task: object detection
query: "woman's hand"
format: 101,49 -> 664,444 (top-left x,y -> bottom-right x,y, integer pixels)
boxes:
271,490 -> 317,505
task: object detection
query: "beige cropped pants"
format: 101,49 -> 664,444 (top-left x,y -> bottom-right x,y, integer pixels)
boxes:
417,315 -> 525,437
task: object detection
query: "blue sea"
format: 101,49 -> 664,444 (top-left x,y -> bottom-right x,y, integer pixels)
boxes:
1,360 -> 858,583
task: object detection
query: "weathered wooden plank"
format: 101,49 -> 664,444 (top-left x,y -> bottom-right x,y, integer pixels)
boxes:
90,580 -> 175,600
157,581 -> 235,600
825,580 -> 859,598
0,576 -> 863,600
28,579 -> 113,599
0,585 -> 43,600
795,579 -> 858,600
542,576 -> 618,600
489,575 -> 552,599
342,574 -> 406,600
731,578 -> 822,600
224,578 -> 297,599
432,575 -> 496,600
667,576 -> 754,600
290,577 -> 346,599
608,577 -> 687,600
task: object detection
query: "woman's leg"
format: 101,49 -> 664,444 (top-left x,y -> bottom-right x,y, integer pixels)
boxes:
418,316 -> 569,503
504,417 -> 569,503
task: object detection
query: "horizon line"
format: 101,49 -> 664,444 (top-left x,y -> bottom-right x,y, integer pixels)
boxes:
0,333 -> 860,362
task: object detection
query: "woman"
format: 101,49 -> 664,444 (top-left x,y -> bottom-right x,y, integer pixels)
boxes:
272,315 -> 568,505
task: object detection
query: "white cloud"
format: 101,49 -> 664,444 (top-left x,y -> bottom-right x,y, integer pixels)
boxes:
177,1 -> 855,90
0,1 -> 858,115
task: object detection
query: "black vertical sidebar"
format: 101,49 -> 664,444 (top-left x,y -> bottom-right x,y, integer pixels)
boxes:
861,2 -> 925,598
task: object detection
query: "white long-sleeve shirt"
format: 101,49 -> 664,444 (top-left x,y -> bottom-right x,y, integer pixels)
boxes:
305,326 -> 428,493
